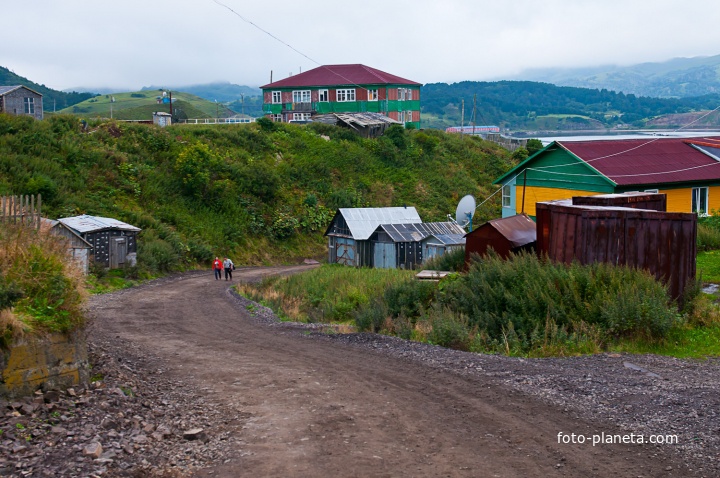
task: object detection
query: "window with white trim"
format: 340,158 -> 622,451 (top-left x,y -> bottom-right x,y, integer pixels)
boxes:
271,91 -> 281,104
318,89 -> 328,102
292,113 -> 311,121
336,89 -> 356,102
692,187 -> 709,215
406,111 -> 413,122
270,114 -> 282,122
398,111 -> 405,123
292,90 -> 311,103
502,185 -> 512,208
24,97 -> 34,114
644,189 -> 659,193
367,89 -> 378,101
398,88 -> 410,101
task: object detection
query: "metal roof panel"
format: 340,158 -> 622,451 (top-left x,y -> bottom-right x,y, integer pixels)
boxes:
58,215 -> 141,233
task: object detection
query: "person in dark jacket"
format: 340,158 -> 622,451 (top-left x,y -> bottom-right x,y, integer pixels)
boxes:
212,257 -> 223,280
223,257 -> 234,281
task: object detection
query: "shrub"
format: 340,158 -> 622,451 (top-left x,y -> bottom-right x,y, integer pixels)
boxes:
697,223 -> 720,251
384,279 -> 437,319
422,248 -> 465,272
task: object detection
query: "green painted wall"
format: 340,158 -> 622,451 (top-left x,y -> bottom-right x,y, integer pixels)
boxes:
511,147 -> 615,193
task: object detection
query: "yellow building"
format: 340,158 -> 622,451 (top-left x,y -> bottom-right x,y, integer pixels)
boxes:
495,137 -> 720,217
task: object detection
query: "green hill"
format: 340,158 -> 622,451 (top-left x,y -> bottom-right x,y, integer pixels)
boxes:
57,90 -> 236,121
421,80 -> 720,130
0,114 -> 514,272
0,66 -> 95,110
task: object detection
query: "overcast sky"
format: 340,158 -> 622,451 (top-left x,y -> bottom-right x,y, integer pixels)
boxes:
2,0 -> 719,91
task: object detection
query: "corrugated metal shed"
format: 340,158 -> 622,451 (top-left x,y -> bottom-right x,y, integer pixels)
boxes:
376,222 -> 465,243
327,207 -> 422,241
536,197 -> 696,301
58,215 -> 141,234
465,213 -> 537,262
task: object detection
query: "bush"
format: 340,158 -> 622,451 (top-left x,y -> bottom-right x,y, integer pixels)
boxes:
422,248 -> 465,272
698,223 -> 720,251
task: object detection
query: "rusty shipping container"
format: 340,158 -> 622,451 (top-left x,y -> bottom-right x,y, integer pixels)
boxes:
571,192 -> 667,212
536,199 -> 696,301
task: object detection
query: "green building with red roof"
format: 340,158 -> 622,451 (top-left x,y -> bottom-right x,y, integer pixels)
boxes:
260,64 -> 421,128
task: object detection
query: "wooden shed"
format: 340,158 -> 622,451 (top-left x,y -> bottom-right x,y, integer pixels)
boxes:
369,222 -> 465,269
536,198 -> 696,301
0,85 -> 43,120
464,213 -> 537,263
58,215 -> 141,269
422,233 -> 466,262
41,219 -> 93,274
324,207 -> 422,267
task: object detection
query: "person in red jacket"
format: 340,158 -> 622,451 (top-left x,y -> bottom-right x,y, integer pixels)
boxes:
212,257 -> 223,280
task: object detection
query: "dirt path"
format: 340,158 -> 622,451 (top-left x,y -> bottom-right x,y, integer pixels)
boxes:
90,267 -> 692,477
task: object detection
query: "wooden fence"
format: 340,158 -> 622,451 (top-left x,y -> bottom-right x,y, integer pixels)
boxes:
0,195 -> 42,228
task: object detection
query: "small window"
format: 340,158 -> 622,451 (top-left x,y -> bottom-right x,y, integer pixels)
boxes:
270,114 -> 282,122
644,189 -> 659,193
398,111 -> 405,123
292,113 -> 311,121
336,89 -> 356,102
406,110 -> 413,122
318,89 -> 328,102
502,185 -> 512,208
271,91 -> 281,104
24,97 -> 34,114
367,89 -> 378,101
692,187 -> 709,215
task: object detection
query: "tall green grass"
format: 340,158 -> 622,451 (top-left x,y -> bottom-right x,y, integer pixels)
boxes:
237,265 -> 414,323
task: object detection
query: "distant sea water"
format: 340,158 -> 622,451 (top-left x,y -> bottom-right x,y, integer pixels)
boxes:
512,130 -> 720,146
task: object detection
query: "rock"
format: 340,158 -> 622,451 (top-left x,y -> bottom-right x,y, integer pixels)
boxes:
83,442 -> 103,458
183,428 -> 207,441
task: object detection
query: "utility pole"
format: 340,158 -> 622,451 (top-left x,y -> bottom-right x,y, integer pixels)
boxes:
240,94 -> 244,116
460,99 -> 465,139
215,100 -> 219,122
169,91 -> 173,118
472,94 -> 477,136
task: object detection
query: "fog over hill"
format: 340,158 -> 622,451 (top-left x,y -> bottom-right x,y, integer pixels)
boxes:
512,54 -> 720,98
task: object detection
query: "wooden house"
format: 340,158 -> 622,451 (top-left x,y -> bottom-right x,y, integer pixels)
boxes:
58,215 -> 140,269
324,207 -> 422,267
494,137 -> 720,218
0,85 -> 43,120
261,64 -> 421,128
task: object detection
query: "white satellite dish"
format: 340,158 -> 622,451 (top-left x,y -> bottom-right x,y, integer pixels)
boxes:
455,195 -> 476,230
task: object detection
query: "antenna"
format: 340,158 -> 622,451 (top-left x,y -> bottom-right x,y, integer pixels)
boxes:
455,195 -> 476,231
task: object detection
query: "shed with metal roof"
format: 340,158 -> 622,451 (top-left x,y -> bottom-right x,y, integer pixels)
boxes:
58,215 -> 140,269
324,207 -> 422,267
464,213 -> 537,264
369,222 -> 465,269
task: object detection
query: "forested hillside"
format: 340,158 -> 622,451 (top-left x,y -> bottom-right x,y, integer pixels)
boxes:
421,80 -> 720,130
0,115 -> 514,273
0,66 -> 95,110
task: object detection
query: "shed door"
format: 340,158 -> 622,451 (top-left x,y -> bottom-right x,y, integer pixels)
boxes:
374,242 -> 395,269
335,238 -> 356,266
110,237 -> 127,269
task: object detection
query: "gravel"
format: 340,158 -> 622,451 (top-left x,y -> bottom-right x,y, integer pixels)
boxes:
1,280 -> 719,476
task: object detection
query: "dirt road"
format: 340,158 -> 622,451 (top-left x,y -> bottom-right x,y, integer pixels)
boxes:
90,266 -> 693,477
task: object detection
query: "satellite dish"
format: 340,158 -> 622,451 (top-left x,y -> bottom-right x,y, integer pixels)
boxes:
455,195 -> 476,231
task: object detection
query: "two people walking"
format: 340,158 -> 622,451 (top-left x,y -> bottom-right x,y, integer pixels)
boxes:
212,256 -> 235,281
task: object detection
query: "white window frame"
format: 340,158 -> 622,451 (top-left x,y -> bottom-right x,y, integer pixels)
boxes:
692,187 -> 709,215
367,89 -> 378,101
406,110 -> 413,122
24,97 -> 34,114
336,89 -> 356,102
292,90 -> 311,103
398,111 -> 405,123
644,189 -> 659,193
398,88 -> 408,101
502,185 -> 512,208
270,114 -> 282,122
318,89 -> 328,102
271,91 -> 282,104
292,113 -> 311,121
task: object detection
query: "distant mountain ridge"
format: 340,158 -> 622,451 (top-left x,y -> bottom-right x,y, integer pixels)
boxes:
514,54 -> 720,98
0,66 -> 95,110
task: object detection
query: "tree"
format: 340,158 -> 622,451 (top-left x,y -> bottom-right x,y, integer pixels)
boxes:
526,139 -> 543,156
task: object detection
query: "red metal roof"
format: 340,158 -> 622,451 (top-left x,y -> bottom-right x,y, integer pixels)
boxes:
260,64 -> 420,89
559,136 -> 720,186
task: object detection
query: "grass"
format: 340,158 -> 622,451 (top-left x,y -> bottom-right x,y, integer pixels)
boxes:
611,325 -> 720,358
697,250 -> 720,283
